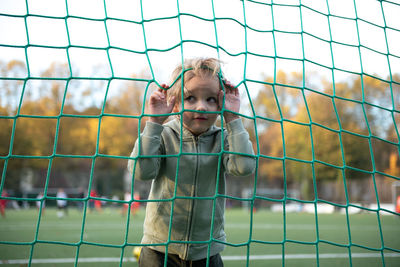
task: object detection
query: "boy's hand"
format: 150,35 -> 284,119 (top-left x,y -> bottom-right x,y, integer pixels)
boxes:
219,80 -> 240,123
148,84 -> 176,125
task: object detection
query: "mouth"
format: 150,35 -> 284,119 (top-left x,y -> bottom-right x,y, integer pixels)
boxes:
194,117 -> 208,121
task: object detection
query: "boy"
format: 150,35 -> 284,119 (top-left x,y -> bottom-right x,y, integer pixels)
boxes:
128,58 -> 256,267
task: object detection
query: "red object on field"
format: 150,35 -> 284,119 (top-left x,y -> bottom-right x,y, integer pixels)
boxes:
396,196 -> 400,214
90,190 -> 102,212
0,190 -> 9,218
122,192 -> 140,216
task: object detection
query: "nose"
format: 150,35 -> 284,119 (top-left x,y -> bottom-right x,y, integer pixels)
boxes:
195,100 -> 207,111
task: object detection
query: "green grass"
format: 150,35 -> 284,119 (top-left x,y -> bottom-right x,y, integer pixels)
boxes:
0,207 -> 399,266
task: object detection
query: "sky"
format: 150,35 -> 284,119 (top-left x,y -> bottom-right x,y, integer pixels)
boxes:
0,0 -> 400,98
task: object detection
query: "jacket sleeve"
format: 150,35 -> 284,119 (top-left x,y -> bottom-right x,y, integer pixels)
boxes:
127,121 -> 164,181
223,118 -> 256,176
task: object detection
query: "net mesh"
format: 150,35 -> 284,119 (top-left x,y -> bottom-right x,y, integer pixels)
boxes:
0,0 -> 399,266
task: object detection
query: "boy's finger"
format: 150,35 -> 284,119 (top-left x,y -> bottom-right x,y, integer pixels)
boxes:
225,86 -> 234,95
160,84 -> 170,96
223,80 -> 235,89
234,87 -> 239,96
218,90 -> 224,110
160,83 -> 169,89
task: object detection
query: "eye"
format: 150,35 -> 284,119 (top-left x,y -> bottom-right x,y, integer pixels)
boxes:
207,97 -> 217,103
184,95 -> 195,102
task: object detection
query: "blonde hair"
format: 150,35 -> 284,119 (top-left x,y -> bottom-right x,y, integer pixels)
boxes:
167,58 -> 225,103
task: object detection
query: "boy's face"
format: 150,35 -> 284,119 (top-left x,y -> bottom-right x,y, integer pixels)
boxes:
175,75 -> 220,136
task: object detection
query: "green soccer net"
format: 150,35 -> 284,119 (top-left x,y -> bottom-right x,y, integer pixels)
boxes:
0,0 -> 399,266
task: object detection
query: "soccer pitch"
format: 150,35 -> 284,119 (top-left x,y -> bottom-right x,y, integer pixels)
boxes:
0,208 -> 399,267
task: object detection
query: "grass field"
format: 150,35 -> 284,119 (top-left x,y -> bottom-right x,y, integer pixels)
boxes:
0,207 -> 399,267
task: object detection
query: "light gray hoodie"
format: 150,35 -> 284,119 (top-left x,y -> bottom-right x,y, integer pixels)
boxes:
127,118 -> 256,260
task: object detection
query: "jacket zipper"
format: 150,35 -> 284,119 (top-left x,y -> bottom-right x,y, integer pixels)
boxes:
184,135 -> 199,259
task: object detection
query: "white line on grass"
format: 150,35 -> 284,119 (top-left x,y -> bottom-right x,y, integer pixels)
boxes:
223,253 -> 400,260
1,253 -> 399,265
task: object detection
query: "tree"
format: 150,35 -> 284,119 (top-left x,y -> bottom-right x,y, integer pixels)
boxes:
0,60 -> 27,115
0,60 -> 147,194
254,71 -> 397,201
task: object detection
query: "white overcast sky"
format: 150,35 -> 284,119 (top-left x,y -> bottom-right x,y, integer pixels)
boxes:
0,0 -> 399,89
